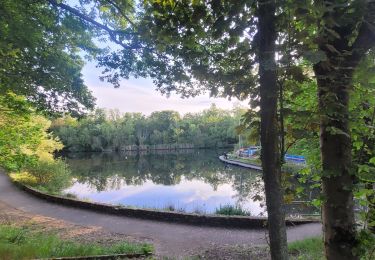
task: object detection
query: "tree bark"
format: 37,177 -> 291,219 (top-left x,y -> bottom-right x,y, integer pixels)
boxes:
314,62 -> 358,260
313,1 -> 375,258
258,1 -> 288,259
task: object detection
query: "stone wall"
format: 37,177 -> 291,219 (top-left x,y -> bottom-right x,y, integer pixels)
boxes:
14,181 -> 319,229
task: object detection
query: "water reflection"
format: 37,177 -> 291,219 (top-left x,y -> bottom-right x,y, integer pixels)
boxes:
63,150 -> 316,216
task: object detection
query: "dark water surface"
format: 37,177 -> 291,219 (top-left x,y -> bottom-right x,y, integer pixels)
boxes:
63,149 -> 316,216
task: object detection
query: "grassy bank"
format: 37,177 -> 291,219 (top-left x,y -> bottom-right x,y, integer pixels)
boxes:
0,224 -> 153,259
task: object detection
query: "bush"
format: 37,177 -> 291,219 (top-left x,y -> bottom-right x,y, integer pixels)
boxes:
26,159 -> 72,194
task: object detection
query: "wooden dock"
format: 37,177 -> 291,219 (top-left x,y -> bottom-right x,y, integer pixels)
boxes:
218,156 -> 262,171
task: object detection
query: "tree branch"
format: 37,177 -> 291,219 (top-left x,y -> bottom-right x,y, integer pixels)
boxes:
47,0 -> 139,50
103,0 -> 135,28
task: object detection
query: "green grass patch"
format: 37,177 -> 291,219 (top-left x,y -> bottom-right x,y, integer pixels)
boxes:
0,224 -> 153,260
288,236 -> 324,260
215,204 -> 250,216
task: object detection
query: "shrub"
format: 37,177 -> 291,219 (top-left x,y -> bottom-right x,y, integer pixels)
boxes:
26,159 -> 72,194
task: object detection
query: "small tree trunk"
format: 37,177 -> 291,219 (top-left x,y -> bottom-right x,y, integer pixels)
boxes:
314,63 -> 358,260
278,80 -> 285,163
258,1 -> 288,259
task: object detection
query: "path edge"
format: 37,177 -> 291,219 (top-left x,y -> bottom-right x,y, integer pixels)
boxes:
10,177 -> 319,229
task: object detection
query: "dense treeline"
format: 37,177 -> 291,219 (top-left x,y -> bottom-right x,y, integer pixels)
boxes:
51,105 -> 247,152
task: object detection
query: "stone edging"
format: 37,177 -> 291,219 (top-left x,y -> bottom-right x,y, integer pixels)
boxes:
13,180 -> 319,229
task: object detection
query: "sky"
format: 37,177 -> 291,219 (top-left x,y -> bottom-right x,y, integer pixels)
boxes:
82,61 -> 249,115
71,0 -> 248,116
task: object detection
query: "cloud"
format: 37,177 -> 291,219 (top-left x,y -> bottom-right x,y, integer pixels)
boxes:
82,62 -> 248,115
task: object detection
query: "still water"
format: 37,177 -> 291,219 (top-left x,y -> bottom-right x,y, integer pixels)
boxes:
63,149 -> 315,216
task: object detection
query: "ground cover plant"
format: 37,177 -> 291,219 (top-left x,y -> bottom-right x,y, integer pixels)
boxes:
0,224 -> 153,260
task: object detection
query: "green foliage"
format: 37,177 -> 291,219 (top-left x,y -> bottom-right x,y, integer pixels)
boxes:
0,224 -> 153,259
0,93 -> 63,172
51,105 -> 246,152
27,159 -> 72,194
0,93 -> 72,196
288,237 -> 324,260
95,0 -> 258,101
215,204 -> 250,216
354,229 -> 375,259
0,0 -> 97,115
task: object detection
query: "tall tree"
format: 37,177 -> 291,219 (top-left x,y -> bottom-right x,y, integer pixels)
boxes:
258,0 -> 288,259
312,1 -> 375,259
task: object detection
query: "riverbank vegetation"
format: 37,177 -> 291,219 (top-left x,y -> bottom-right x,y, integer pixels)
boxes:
215,205 -> 251,216
0,93 -> 72,195
50,105 -> 247,152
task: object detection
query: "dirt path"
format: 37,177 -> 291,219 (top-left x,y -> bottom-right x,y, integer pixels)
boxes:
0,172 -> 321,258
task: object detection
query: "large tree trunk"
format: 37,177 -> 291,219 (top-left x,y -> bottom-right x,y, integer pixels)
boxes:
314,62 -> 358,260
258,1 -> 288,259
313,1 -> 375,258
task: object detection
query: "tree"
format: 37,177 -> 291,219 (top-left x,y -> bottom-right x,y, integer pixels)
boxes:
311,1 -> 375,258
258,0 -> 288,258
0,92 -> 63,171
0,0 -> 97,115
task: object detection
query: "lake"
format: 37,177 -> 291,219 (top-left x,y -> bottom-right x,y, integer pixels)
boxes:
63,149 -> 317,217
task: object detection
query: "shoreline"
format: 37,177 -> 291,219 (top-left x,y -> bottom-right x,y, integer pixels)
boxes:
11,176 -> 319,229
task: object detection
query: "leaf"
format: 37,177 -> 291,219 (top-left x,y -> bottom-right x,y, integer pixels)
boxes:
303,50 -> 327,64
311,199 -> 322,208
296,187 -> 304,194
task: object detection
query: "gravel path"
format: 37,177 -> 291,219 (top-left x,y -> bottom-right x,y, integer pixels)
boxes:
0,171 -> 321,258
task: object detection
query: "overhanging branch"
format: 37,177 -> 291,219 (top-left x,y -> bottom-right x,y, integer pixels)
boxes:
47,0 -> 138,50
103,0 -> 135,28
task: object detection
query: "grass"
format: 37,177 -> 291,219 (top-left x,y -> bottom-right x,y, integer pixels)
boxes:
0,224 -> 153,260
288,236 -> 324,260
215,204 -> 250,216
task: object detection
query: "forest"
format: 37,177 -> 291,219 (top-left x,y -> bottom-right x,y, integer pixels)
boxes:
1,0 -> 375,259
51,105 -> 246,152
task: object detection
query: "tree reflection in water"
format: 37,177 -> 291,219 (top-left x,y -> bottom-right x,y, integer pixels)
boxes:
63,150 -> 318,216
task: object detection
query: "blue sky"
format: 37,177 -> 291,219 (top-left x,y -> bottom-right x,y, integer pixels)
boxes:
82,61 -> 249,115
